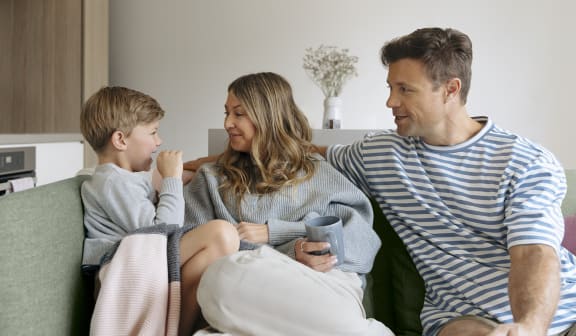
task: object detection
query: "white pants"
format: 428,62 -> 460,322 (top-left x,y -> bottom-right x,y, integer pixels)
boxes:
195,246 -> 393,336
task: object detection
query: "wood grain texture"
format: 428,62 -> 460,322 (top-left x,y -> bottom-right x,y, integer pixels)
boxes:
0,0 -> 82,133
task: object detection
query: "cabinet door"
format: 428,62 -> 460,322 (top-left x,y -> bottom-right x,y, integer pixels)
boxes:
0,0 -> 82,133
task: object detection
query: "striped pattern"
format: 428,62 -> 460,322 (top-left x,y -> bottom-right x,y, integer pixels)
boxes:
327,118 -> 576,335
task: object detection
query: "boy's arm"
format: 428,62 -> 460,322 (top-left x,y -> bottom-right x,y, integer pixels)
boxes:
154,150 -> 185,225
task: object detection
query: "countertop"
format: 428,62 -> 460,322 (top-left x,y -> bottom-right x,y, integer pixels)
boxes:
0,133 -> 83,145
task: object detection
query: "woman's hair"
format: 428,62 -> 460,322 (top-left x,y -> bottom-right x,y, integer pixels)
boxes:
380,27 -> 473,104
217,72 -> 316,199
81,86 -> 165,153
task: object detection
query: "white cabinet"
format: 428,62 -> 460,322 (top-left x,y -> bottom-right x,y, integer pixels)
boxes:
0,141 -> 84,186
35,142 -> 84,186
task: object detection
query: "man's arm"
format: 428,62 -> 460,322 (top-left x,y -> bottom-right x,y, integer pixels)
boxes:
181,154 -> 220,184
489,244 -> 560,335
312,145 -> 327,158
183,154 -> 220,172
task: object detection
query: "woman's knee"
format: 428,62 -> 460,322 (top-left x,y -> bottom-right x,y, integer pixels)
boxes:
204,219 -> 240,253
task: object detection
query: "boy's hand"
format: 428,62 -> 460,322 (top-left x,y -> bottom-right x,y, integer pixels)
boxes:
156,150 -> 183,178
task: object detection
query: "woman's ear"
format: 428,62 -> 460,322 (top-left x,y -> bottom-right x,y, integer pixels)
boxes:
110,130 -> 128,151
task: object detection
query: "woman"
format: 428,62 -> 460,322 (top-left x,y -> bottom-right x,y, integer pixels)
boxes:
184,72 -> 391,336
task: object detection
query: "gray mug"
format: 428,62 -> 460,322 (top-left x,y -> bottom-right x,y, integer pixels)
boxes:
304,215 -> 345,266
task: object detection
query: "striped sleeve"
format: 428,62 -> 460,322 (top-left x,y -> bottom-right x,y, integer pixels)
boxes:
505,158 -> 567,252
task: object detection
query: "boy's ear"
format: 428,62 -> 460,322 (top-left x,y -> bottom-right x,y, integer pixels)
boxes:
110,130 -> 128,151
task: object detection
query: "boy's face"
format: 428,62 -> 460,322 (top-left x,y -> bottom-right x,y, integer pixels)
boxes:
124,120 -> 162,172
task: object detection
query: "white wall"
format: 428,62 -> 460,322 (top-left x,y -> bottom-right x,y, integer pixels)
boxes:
110,0 -> 576,168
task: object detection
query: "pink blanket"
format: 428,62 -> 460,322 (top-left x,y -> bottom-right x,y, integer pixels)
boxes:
90,225 -> 183,336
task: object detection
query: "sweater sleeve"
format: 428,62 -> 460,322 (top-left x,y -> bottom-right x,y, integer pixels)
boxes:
267,212 -> 320,246
324,192 -> 380,275
183,166 -> 218,229
104,174 -> 183,231
271,162 -> 381,275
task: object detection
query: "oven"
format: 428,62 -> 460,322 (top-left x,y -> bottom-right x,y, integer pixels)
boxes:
0,146 -> 36,196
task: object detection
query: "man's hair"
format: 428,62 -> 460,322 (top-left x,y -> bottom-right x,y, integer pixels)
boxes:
380,27 -> 473,104
80,86 -> 165,153
218,72 -> 316,200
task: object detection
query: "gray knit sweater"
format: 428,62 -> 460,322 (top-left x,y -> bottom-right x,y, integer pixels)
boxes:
183,159 -> 381,275
81,163 -> 184,265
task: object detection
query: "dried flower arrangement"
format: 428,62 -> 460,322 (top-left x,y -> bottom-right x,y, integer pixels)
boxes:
302,45 -> 358,97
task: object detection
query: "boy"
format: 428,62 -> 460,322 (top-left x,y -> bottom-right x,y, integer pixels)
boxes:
80,86 -> 239,336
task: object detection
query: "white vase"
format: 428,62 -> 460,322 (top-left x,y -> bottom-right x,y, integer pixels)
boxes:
323,96 -> 342,129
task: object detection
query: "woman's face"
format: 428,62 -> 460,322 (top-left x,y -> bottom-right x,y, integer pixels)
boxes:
224,92 -> 256,153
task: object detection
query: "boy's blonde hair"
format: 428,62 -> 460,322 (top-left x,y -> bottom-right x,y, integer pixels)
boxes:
81,86 -> 165,153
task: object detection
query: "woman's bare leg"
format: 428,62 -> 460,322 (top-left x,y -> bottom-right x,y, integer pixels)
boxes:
178,220 -> 239,336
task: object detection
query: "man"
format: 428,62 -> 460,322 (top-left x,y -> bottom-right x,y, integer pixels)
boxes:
319,27 -> 576,336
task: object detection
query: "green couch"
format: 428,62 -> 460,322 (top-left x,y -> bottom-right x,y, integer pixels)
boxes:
1,171 -> 575,336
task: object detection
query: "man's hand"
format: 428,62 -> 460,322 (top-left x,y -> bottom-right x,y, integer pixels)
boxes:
486,323 -> 534,336
156,150 -> 183,178
294,238 -> 337,272
183,155 -> 220,172
236,222 -> 269,244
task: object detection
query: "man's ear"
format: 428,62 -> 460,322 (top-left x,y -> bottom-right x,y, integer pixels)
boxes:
445,78 -> 461,103
110,130 -> 128,151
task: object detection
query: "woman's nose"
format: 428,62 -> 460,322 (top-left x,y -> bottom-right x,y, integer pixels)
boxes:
224,116 -> 234,129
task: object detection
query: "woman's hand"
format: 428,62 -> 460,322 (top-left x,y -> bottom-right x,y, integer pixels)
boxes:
237,222 -> 269,244
295,238 -> 338,272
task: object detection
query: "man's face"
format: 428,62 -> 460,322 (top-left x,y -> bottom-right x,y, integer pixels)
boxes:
386,58 -> 448,141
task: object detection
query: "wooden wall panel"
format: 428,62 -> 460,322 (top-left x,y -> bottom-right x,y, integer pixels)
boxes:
0,0 -> 82,133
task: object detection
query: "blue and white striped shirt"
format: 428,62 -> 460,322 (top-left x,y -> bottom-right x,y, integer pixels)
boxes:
327,117 -> 576,335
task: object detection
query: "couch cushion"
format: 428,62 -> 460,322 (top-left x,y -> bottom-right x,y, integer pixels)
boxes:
0,176 -> 91,335
369,200 -> 424,336
562,169 -> 576,253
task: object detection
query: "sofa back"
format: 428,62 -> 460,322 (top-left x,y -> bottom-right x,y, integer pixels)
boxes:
0,175 -> 90,336
562,169 -> 576,253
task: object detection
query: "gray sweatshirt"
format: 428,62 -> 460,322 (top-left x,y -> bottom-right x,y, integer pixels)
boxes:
81,163 -> 184,265
183,159 -> 381,275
